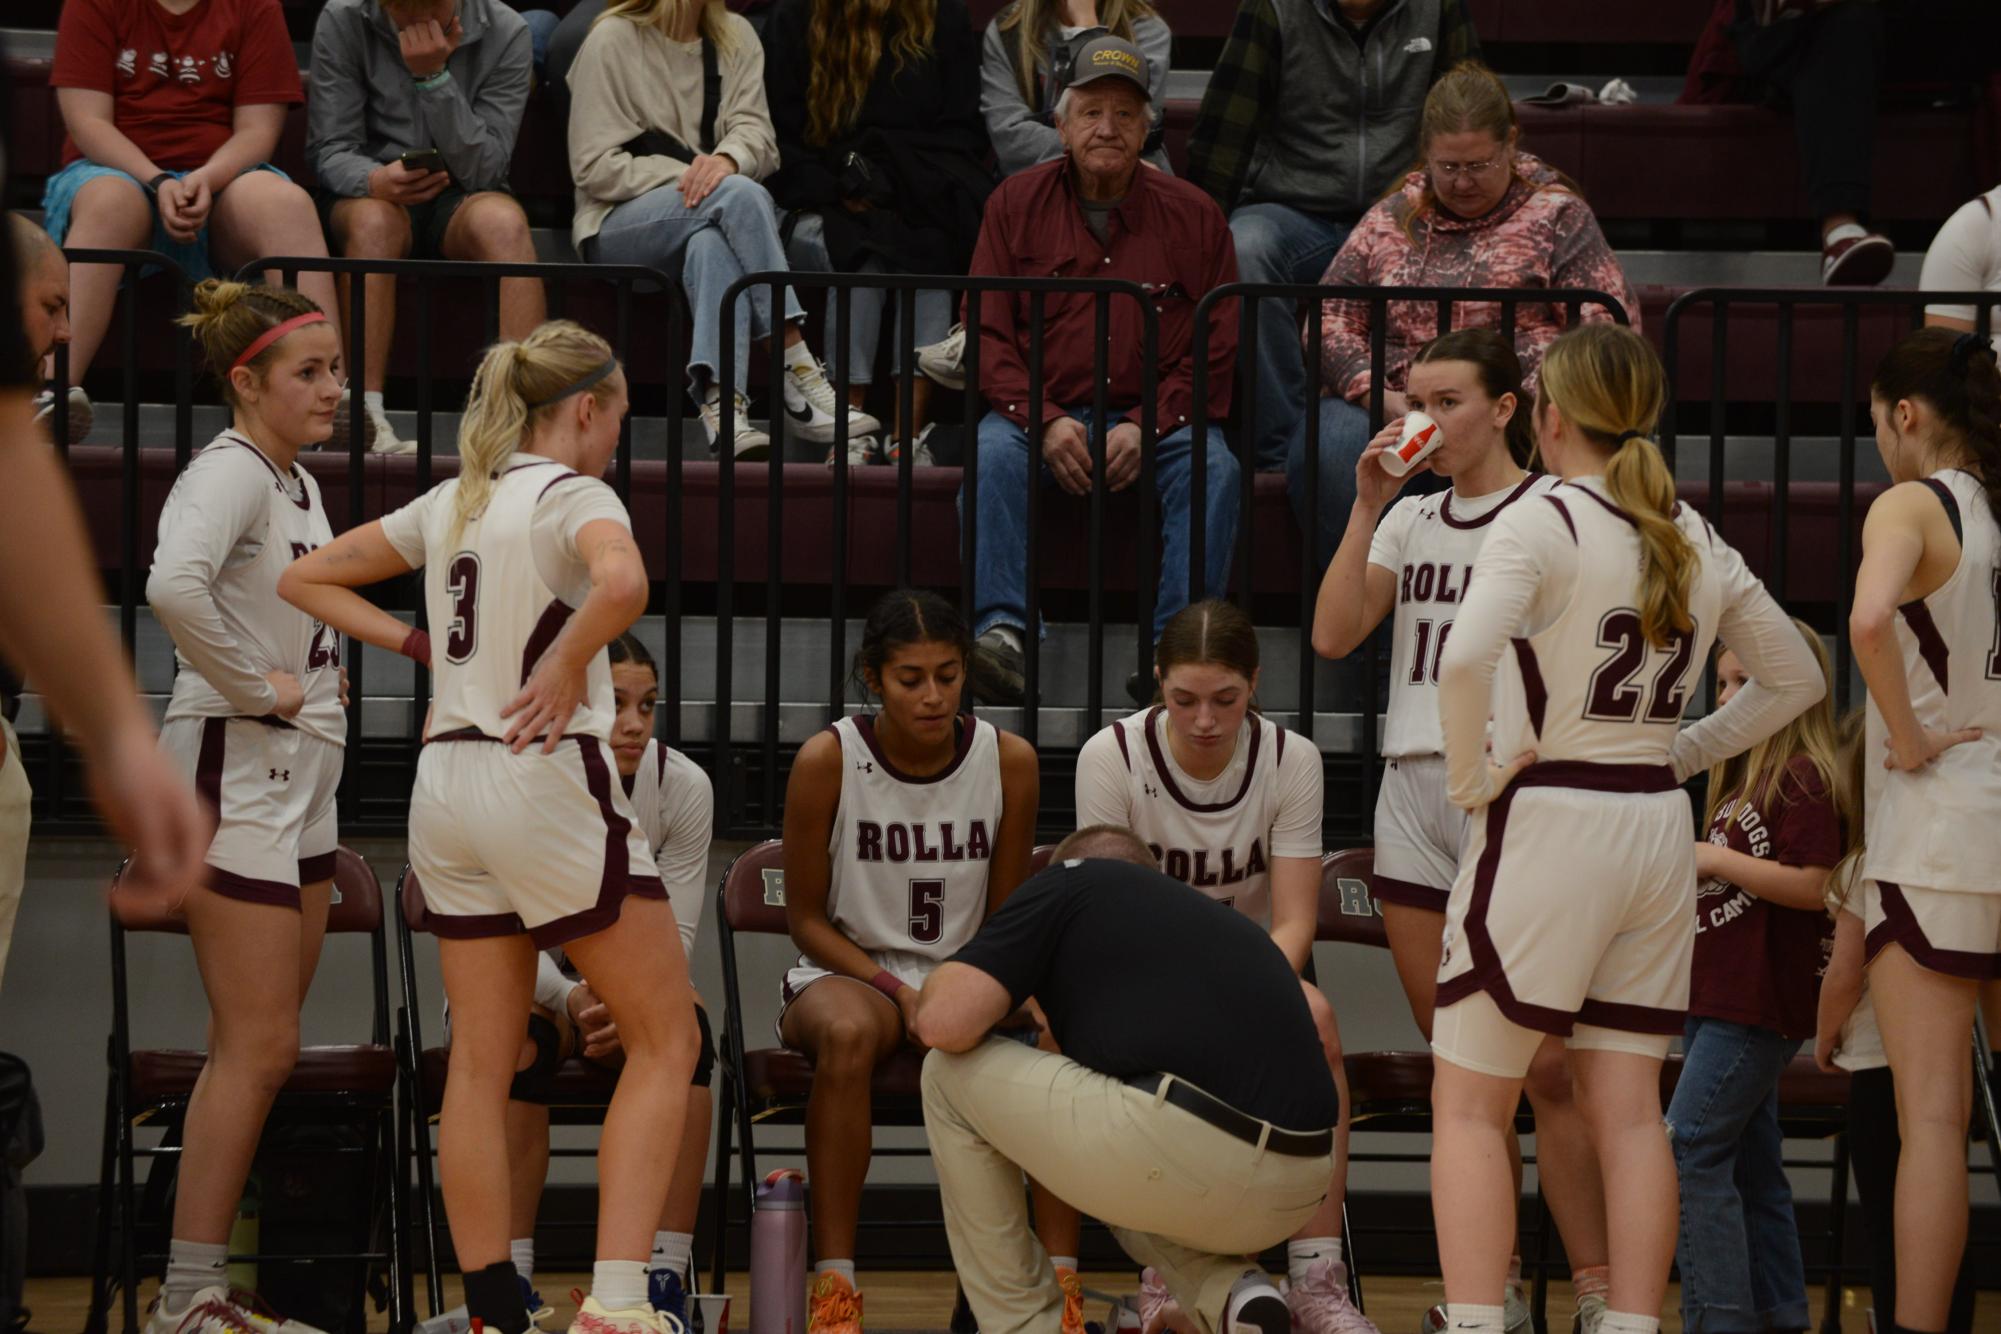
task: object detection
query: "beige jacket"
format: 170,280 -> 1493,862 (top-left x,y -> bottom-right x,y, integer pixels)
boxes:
566,11 -> 779,245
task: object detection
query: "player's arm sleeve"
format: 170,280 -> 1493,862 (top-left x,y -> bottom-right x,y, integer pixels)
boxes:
538,478 -> 634,561
376,489 -> 435,569
1366,496 -> 1412,574
1439,508 -> 1565,808
1667,539 -> 1826,783
1073,726 -> 1136,829
1920,196 -> 1994,327
659,758 -> 716,959
1270,733 -> 1325,860
145,454 -> 280,715
534,951 -> 580,1014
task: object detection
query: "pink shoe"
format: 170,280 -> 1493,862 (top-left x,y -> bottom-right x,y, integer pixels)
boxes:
1283,1259 -> 1380,1334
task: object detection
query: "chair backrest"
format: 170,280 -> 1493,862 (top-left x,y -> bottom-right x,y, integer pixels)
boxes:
1316,847 -> 1389,949
1028,844 -> 1056,876
110,846 -> 382,935
719,840 -> 789,935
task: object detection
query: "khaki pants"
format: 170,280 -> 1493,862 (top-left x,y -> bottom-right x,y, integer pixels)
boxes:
0,718 -> 31,995
921,1038 -> 1332,1334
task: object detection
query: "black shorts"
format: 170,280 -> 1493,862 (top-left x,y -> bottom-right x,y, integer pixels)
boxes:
318,185 -> 493,261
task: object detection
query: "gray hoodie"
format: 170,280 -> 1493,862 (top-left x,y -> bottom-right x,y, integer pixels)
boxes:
307,0 -> 531,197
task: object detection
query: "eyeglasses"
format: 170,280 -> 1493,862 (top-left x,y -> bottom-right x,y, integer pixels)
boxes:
1427,156 -> 1506,180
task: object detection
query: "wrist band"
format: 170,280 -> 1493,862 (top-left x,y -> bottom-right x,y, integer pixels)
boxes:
870,970 -> 908,1001
400,627 -> 432,666
413,69 -> 451,90
145,171 -> 174,195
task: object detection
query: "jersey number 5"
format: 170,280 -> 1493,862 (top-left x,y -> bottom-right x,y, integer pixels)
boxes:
445,553 -> 481,664
908,879 -> 945,945
1585,609 -> 1697,724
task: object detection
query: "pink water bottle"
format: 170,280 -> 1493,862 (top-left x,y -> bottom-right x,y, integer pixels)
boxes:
750,1168 -> 808,1334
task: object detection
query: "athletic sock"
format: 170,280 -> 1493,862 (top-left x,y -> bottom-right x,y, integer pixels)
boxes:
815,1259 -> 857,1289
650,1230 -> 694,1280
1286,1239 -> 1340,1285
1442,1303 -> 1506,1334
509,1238 -> 535,1286
783,339 -> 816,372
465,1260 -> 531,1334
364,389 -> 386,412
1049,1256 -> 1079,1275
591,1260 -> 650,1313
1598,1313 -> 1659,1334
161,1239 -> 229,1313
1570,1266 -> 1610,1301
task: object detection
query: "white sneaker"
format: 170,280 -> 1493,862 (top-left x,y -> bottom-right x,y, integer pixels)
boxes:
571,1294 -> 685,1334
701,388 -> 772,460
1225,1273 -> 1291,1334
884,423 -> 936,466
32,385 -> 93,442
1571,1293 -> 1607,1334
779,354 -> 880,444
916,324 -> 966,390
1503,1281 -> 1532,1334
365,400 -> 414,455
826,433 -> 879,467
145,1287 -> 327,1334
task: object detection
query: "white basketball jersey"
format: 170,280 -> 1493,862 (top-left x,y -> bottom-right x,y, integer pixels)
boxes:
1375,475 -> 1560,757
1489,479 -> 1742,766
822,714 -> 1004,975
1104,707 -> 1290,925
417,460 -> 618,743
159,431 -> 344,744
1864,468 -> 2001,894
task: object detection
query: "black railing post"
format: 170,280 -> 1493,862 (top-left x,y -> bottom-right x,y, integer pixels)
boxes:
764,278 -> 786,827
1836,306 -> 1859,708
1024,292 -> 1045,746
830,281 -> 852,718
1088,294 -> 1108,728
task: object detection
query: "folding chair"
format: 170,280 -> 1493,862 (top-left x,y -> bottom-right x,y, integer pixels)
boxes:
88,849 -> 407,1334
392,866 -> 630,1316
708,841 -> 1059,1289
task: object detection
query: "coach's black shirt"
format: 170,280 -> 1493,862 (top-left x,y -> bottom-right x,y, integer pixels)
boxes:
948,857 -> 1340,1131
1,36 -> 36,391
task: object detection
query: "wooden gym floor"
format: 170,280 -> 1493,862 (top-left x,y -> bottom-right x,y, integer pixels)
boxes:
25,1273 -> 2001,1333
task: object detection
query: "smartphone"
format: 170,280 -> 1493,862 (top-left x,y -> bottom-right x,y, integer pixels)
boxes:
399,148 -> 445,173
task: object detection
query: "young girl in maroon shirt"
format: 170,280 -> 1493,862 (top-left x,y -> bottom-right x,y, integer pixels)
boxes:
1670,619 -> 1849,1334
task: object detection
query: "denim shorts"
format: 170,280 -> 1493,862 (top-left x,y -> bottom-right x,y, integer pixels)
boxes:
41,158 -> 292,283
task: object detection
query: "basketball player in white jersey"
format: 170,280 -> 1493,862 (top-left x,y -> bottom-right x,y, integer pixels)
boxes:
1849,327 -> 2001,1334
779,589 -> 1039,1334
280,321 -> 696,1334
1429,325 -> 1823,1334
145,279 -> 348,1334
1067,597 -> 1362,1334
1310,330 -> 1610,1333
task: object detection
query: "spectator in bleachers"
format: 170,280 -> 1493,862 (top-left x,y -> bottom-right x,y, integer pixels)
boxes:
44,0 -> 359,446
308,0 -> 546,455
1186,0 -> 1479,472
568,0 -> 874,460
1922,184 -> 2001,352
980,0 -> 1171,176
9,217 -> 74,434
959,35 -> 1238,707
1288,62 -> 1637,570
1682,0 -> 1894,285
762,0 -> 993,464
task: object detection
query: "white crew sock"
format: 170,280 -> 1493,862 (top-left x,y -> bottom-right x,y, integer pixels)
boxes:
510,1238 -> 535,1285
1443,1304 -> 1507,1334
364,389 -> 386,411
650,1230 -> 694,1280
591,1260 -> 650,1313
815,1259 -> 857,1288
161,1239 -> 229,1313
1049,1255 -> 1079,1274
1598,1314 -> 1660,1334
783,338 -> 816,372
1287,1238 -> 1340,1285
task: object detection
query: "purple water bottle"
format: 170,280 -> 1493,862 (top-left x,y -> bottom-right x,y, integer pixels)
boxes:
750,1168 -> 807,1334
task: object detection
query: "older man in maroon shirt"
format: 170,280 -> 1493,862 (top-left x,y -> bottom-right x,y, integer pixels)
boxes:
958,34 -> 1240,706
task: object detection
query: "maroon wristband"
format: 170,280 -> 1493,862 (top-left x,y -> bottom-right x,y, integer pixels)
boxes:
400,627 -> 432,667
870,969 -> 908,1001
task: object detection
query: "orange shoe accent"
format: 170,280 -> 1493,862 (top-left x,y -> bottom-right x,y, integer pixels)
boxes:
808,1272 -> 863,1334
1056,1267 -> 1084,1334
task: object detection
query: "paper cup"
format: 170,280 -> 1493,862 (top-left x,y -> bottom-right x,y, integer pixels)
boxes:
1381,410 -> 1443,476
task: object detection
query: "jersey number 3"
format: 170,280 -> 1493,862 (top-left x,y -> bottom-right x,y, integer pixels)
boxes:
1585,609 -> 1697,724
445,554 -> 481,665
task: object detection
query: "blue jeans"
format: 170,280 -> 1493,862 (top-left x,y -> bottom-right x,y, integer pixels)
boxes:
960,408 -> 1239,642
519,8 -> 561,77
586,174 -> 805,395
1668,1017 -> 1810,1334
1227,203 -> 1351,471
784,211 -> 952,384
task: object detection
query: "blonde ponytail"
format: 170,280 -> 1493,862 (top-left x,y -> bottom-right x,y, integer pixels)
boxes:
451,320 -> 621,542
1539,324 -> 1691,648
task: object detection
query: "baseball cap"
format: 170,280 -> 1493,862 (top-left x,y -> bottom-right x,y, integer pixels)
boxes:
1063,33 -> 1150,100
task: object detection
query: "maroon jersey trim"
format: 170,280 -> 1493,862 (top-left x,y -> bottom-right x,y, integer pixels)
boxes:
854,712 -> 979,785
217,434 -> 311,512
1897,598 -> 1951,695
1512,637 -> 1548,736
1864,880 -> 2001,980
1440,475 -> 1541,531
1142,705 -> 1262,813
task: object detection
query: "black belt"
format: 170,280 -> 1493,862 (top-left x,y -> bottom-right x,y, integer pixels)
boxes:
1123,1073 -> 1333,1158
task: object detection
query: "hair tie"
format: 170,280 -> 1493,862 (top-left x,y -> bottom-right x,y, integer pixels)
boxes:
1614,429 -> 1647,446
229,312 -> 327,371
526,358 -> 618,410
1950,330 -> 1996,376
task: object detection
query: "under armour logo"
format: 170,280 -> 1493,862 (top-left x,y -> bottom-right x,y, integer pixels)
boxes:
857,760 -> 874,774
269,768 -> 290,782
1143,781 -> 1159,799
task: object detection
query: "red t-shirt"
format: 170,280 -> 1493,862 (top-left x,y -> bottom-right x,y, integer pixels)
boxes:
1689,756 -> 1842,1040
52,0 -> 302,171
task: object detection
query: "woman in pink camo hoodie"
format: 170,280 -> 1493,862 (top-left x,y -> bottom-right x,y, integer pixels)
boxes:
1286,61 -> 1639,569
